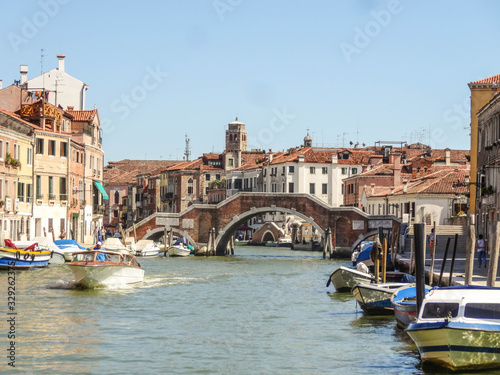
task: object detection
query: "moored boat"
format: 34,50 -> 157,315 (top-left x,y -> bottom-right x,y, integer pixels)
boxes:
53,239 -> 86,261
406,285 -> 500,371
134,240 -> 160,257
167,244 -> 191,257
0,240 -> 51,269
352,282 -> 408,315
326,265 -> 413,293
391,284 -> 432,329
276,236 -> 292,247
67,250 -> 145,288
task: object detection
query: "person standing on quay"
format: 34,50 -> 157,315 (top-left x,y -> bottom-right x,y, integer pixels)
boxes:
477,234 -> 487,268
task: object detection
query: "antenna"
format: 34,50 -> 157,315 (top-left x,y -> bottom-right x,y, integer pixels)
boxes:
184,134 -> 191,161
41,48 -> 45,89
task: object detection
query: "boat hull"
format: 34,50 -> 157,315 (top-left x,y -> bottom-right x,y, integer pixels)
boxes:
167,246 -> 191,257
328,266 -> 375,292
68,264 -> 145,288
0,248 -> 51,269
406,323 -> 500,371
352,282 -> 408,315
136,249 -> 160,257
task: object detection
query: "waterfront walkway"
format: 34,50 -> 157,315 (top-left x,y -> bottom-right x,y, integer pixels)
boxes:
396,245 -> 493,287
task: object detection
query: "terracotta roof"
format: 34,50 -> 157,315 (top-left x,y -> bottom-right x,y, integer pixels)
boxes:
104,159 -> 180,181
470,74 -> 500,85
368,167 -> 469,197
66,109 -> 97,122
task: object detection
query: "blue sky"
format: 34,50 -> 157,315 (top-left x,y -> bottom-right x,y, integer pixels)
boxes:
1,0 -> 499,162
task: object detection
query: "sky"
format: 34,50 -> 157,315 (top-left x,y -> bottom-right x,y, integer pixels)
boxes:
1,0 -> 500,163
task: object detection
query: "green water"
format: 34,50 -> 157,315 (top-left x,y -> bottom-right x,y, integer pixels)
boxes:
0,246 -> 473,374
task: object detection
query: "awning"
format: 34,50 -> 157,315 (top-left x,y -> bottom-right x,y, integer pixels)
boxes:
94,181 -> 109,199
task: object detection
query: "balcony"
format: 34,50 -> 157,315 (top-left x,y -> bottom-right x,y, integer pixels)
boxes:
93,205 -> 105,215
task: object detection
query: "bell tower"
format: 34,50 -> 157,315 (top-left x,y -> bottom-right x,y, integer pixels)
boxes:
226,117 -> 247,152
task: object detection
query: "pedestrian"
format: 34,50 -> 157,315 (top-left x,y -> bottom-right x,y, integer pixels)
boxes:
477,234 -> 487,268
427,228 -> 435,249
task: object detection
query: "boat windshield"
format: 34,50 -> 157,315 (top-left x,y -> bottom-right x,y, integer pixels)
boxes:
422,302 -> 459,319
73,253 -> 96,262
465,303 -> 500,320
124,255 -> 139,266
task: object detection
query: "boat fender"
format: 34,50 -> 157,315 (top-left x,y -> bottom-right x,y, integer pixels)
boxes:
15,251 -> 20,260
23,252 -> 30,260
31,253 -> 36,262
50,251 -> 54,258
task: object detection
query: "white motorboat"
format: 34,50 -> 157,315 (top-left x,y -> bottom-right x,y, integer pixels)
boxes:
406,285 -> 500,371
14,237 -> 65,265
68,250 -> 145,288
101,238 -> 132,255
134,240 -> 160,257
326,265 -> 413,293
276,236 -> 292,247
327,265 -> 376,292
167,244 -> 191,257
352,282 -> 409,315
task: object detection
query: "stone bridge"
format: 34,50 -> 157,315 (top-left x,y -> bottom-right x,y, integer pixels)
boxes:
127,192 -> 401,256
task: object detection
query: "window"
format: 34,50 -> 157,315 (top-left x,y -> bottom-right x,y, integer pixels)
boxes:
60,177 -> 67,200
352,167 -> 358,175
18,182 -> 24,202
187,178 -> 193,195
341,167 -> 347,175
310,167 -> 316,174
289,166 -> 295,173
422,303 -> 459,319
5,141 -> 9,159
289,182 -> 294,193
27,184 -> 32,202
205,174 -> 210,181
322,167 -> 328,174
36,176 -> 42,199
113,210 -> 119,218
27,147 -> 33,166
48,140 -> 56,156
282,166 -> 285,174
114,191 -> 120,204
228,158 -> 233,167
309,183 -> 315,194
272,183 -> 277,192
322,183 -> 327,194
60,142 -> 68,157
216,174 -> 221,180
465,303 -> 500,320
49,176 -> 54,200
263,168 -> 267,177
0,140 -> 3,160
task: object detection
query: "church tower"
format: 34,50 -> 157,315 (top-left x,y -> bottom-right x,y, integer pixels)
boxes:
226,117 -> 247,152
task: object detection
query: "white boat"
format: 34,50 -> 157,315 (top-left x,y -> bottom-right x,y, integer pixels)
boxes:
134,240 -> 160,257
167,244 -> 191,257
406,285 -> 500,371
67,250 -> 145,288
101,238 -> 132,255
352,282 -> 409,315
15,237 -> 66,264
327,265 -> 376,292
276,236 -> 292,247
326,265 -> 413,292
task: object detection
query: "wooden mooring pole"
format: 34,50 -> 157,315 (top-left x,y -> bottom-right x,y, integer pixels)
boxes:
464,224 -> 475,285
487,222 -> 500,287
414,223 -> 426,314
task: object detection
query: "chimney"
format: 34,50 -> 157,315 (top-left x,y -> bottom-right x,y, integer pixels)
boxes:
0,80 -> 2,90
445,149 -> 451,165
370,183 -> 375,196
403,180 -> 408,194
390,186 -> 395,195
20,65 -> 28,85
57,54 -> 66,73
298,155 -> 305,163
67,106 -> 74,110
269,153 -> 273,163
331,153 -> 338,164
393,153 -> 401,186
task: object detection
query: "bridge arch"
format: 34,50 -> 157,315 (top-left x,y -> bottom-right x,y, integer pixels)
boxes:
215,206 -> 325,254
140,226 -> 198,249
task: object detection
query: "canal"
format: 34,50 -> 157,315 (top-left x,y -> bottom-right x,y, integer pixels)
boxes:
1,246 -> 495,374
